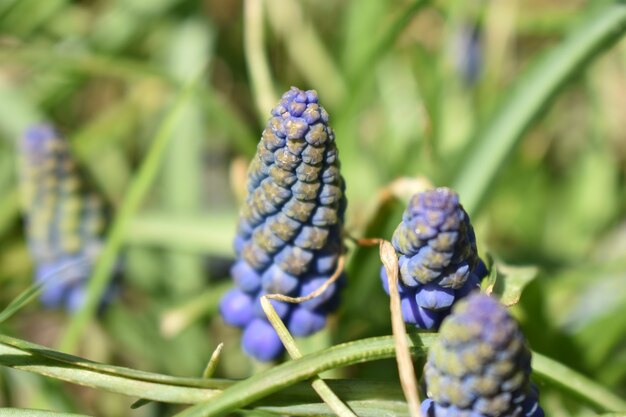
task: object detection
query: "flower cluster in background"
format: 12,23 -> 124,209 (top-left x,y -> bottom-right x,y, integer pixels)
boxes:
19,124 -> 113,311
454,24 -> 482,86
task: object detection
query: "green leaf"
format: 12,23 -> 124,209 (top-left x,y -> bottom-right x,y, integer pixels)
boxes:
265,0 -> 346,108
1,47 -> 257,156
172,333 -> 435,417
495,264 -> 539,306
0,259 -> 92,324
260,296 -> 357,417
0,409 -> 90,417
480,253 -> 497,293
483,256 -> 539,306
1,332 -> 624,415
0,78 -> 43,140
243,0 -> 277,122
1,0 -> 67,38
0,333 -> 433,411
574,299 -> 626,371
130,399 -> 151,410
533,352 -> 626,412
0,333 -> 421,416
160,283 -> 231,338
125,213 -> 237,256
59,69 -> 206,353
348,0 -> 429,87
0,188 -> 19,239
0,334 -> 223,404
453,1 -> 626,215
0,280 -> 46,324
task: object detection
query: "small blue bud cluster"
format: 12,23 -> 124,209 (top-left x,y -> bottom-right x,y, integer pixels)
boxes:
455,25 -> 482,86
220,87 -> 346,362
421,294 -> 544,417
381,187 -> 484,329
19,124 -> 112,311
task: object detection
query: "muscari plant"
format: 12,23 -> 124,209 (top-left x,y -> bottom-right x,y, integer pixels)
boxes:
18,124 -> 114,311
381,187 -> 486,330
2,3 -> 626,415
216,88 -> 545,415
199,85 -> 544,412
0,101 -> 614,416
219,87 -> 346,361
421,293 -> 544,417
4,86 -> 617,417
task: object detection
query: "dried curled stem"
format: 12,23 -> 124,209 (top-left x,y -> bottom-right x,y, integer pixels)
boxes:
261,254 -> 356,417
380,240 -> 422,417
265,255 -> 345,304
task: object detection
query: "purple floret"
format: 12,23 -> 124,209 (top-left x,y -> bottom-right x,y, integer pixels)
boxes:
288,307 -> 327,337
220,289 -> 255,328
415,284 -> 455,310
242,319 -> 285,362
231,260 -> 262,293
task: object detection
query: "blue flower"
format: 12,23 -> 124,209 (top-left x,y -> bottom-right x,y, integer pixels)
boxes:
381,187 -> 485,329
220,87 -> 346,361
19,124 -> 114,311
421,294 -> 544,417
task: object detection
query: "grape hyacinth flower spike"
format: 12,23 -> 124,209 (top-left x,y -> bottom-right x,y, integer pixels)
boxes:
19,124 -> 114,311
421,294 -> 544,417
220,87 -> 346,362
381,187 -> 486,329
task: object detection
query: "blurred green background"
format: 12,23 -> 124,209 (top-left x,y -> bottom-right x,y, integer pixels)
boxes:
0,0 -> 625,416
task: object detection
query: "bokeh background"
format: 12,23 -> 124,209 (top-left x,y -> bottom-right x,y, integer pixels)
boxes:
0,0 -> 625,416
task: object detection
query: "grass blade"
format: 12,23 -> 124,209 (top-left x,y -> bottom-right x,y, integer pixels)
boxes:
532,352 -> 626,412
0,78 -> 43,141
202,343 -> 224,379
2,47 -> 257,156
0,332 -> 426,414
0,334 -> 224,403
453,1 -> 626,214
59,69 -> 206,353
1,332 -> 622,414
125,213 -> 236,256
0,258 -> 99,325
244,0 -> 277,122
265,0 -> 347,108
173,333 -> 436,417
0,409 -> 91,417
350,0 -> 429,86
261,296 -> 357,417
260,257 -> 356,417
160,283 -> 231,338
